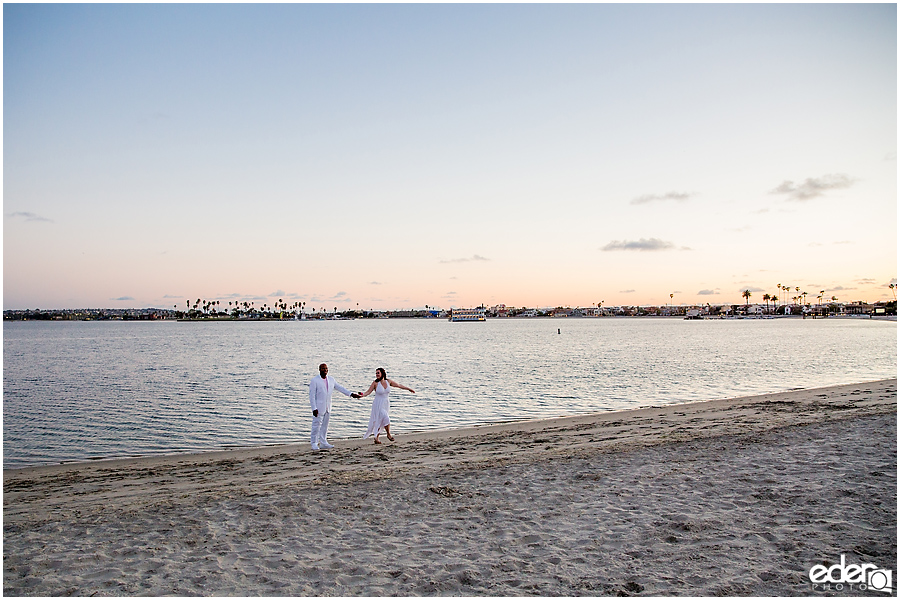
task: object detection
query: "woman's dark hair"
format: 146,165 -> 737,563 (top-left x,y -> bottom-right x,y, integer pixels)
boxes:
376,368 -> 386,380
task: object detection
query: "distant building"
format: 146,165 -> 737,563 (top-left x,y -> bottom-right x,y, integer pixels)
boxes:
845,302 -> 873,315
489,304 -> 510,317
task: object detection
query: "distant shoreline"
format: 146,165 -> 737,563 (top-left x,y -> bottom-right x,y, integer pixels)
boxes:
4,313 -> 896,322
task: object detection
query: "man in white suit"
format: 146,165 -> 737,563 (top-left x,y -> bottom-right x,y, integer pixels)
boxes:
309,363 -> 359,450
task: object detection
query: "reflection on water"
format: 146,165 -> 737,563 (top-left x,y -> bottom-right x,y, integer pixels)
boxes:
4,317 -> 896,467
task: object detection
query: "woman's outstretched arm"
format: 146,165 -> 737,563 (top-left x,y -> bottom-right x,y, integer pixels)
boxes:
388,379 -> 415,393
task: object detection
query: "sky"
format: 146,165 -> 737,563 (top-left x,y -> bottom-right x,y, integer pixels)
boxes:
4,3 -> 897,311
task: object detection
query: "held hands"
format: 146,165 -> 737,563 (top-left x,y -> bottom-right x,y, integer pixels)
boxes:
351,393 -> 361,399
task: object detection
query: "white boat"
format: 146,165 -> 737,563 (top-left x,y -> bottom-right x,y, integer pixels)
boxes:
450,307 -> 486,322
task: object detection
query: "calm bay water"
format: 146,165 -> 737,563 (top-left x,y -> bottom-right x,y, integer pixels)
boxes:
3,317 -> 896,468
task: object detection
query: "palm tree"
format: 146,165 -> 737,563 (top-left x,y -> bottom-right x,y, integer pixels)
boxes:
742,289 -> 752,312
890,283 -> 897,300
771,295 -> 778,314
763,293 -> 771,314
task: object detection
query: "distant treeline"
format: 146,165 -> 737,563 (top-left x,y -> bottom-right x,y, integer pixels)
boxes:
3,309 -> 172,321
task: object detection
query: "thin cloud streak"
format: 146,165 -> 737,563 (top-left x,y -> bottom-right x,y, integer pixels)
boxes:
630,191 -> 695,205
601,238 -> 676,252
769,174 -> 856,201
7,211 -> 53,223
440,255 -> 490,264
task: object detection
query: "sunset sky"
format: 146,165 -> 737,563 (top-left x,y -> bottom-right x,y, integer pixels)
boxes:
4,3 -> 897,311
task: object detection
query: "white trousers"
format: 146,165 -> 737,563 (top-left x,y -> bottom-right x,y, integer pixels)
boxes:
311,412 -> 330,446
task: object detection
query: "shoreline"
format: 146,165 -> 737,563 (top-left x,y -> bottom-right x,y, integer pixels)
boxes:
5,378 -> 896,475
4,378 -> 896,595
6,312 -> 897,321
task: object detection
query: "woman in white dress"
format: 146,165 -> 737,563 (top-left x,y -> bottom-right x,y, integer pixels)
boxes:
360,368 -> 415,444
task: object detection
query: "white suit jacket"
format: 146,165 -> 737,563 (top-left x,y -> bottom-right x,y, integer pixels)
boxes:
309,375 -> 352,414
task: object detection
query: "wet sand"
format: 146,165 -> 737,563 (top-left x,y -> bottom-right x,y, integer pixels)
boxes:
4,378 -> 896,596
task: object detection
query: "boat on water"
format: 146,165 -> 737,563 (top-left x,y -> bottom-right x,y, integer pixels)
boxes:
449,307 -> 486,322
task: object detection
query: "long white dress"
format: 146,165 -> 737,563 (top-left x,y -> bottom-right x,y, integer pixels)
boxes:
364,381 -> 390,438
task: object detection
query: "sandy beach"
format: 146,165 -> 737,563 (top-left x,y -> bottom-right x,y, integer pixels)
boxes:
4,378 -> 896,596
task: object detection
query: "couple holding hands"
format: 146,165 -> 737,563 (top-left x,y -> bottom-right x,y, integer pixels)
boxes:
308,363 -> 415,450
